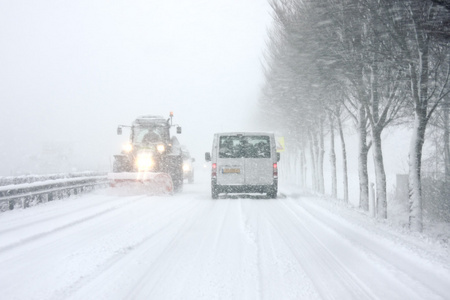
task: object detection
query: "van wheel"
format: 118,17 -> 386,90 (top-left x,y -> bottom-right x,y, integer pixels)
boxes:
267,188 -> 277,199
212,190 -> 218,199
211,183 -> 219,199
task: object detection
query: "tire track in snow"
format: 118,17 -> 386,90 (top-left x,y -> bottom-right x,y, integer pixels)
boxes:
127,199 -> 215,299
0,195 -> 147,254
237,199 -> 263,300
155,198 -> 220,299
289,198 -> 450,299
62,198 -> 210,300
264,200 -> 375,300
138,198 -> 248,300
0,195 -> 199,299
210,199 -> 259,299
0,197 -> 157,298
126,199 -> 260,300
0,194 -> 121,235
169,198 -> 236,299
276,198 -> 442,300
163,198 -> 250,299
254,200 -> 318,300
55,198 -> 203,298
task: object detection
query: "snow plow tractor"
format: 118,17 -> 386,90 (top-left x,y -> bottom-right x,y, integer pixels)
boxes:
108,113 -> 184,194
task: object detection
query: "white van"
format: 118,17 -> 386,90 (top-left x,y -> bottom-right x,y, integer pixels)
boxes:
205,132 -> 280,199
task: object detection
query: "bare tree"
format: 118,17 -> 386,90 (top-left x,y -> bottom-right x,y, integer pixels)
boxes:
382,0 -> 450,231
336,108 -> 349,202
328,111 -> 337,198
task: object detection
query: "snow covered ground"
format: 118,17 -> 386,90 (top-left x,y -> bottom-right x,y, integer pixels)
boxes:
0,170 -> 449,299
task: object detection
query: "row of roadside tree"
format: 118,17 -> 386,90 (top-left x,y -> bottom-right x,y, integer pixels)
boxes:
260,0 -> 450,232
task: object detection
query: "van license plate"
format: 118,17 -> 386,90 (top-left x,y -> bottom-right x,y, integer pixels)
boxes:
222,168 -> 240,174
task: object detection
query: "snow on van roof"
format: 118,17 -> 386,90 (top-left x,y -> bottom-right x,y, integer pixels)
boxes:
215,132 -> 275,136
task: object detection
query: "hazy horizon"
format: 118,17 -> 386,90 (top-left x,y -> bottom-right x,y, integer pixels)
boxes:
0,0 -> 272,175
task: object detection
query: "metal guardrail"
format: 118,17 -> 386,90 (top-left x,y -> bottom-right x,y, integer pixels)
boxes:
0,171 -> 107,186
0,173 -> 109,212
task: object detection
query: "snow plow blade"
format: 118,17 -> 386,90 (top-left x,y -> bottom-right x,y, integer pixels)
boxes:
107,172 -> 174,195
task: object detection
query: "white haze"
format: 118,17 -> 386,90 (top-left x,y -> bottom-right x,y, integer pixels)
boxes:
0,0 -> 272,175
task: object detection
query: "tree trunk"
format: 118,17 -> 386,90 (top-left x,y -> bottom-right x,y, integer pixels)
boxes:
444,95 -> 449,184
369,61 -> 387,218
318,118 -> 325,194
328,112 -> 337,198
409,113 -> 427,231
301,147 -> 307,188
337,114 -> 349,202
444,96 -> 450,212
357,104 -> 370,211
308,130 -> 317,191
409,40 -> 429,232
372,128 -> 387,218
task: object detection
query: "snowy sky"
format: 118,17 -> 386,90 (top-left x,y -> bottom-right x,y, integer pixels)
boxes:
0,0 -> 272,175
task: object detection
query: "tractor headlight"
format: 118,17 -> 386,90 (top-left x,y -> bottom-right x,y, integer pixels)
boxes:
157,144 -> 165,153
183,163 -> 190,171
136,153 -> 154,170
123,143 -> 133,152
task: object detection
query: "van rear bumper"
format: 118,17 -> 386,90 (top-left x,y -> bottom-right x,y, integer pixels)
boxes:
212,180 -> 277,194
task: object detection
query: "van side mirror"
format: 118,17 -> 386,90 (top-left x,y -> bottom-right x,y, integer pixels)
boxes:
117,127 -> 122,135
177,126 -> 182,134
277,153 -> 280,162
205,152 -> 211,162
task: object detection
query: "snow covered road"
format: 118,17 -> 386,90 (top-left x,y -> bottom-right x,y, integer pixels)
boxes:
0,176 -> 449,299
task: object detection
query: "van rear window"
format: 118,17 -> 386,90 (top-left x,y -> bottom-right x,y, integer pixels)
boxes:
219,136 -> 271,158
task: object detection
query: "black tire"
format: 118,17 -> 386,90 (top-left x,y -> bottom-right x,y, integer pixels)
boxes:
188,173 -> 194,184
267,191 -> 277,199
173,170 -> 184,193
174,180 -> 183,193
267,184 -> 278,199
211,183 -> 219,199
166,155 -> 184,193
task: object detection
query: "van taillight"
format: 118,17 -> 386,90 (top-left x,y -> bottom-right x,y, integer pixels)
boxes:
273,163 -> 278,178
212,163 -> 217,178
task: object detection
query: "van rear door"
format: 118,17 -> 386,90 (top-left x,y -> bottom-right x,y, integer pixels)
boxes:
216,135 -> 245,186
243,135 -> 273,185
